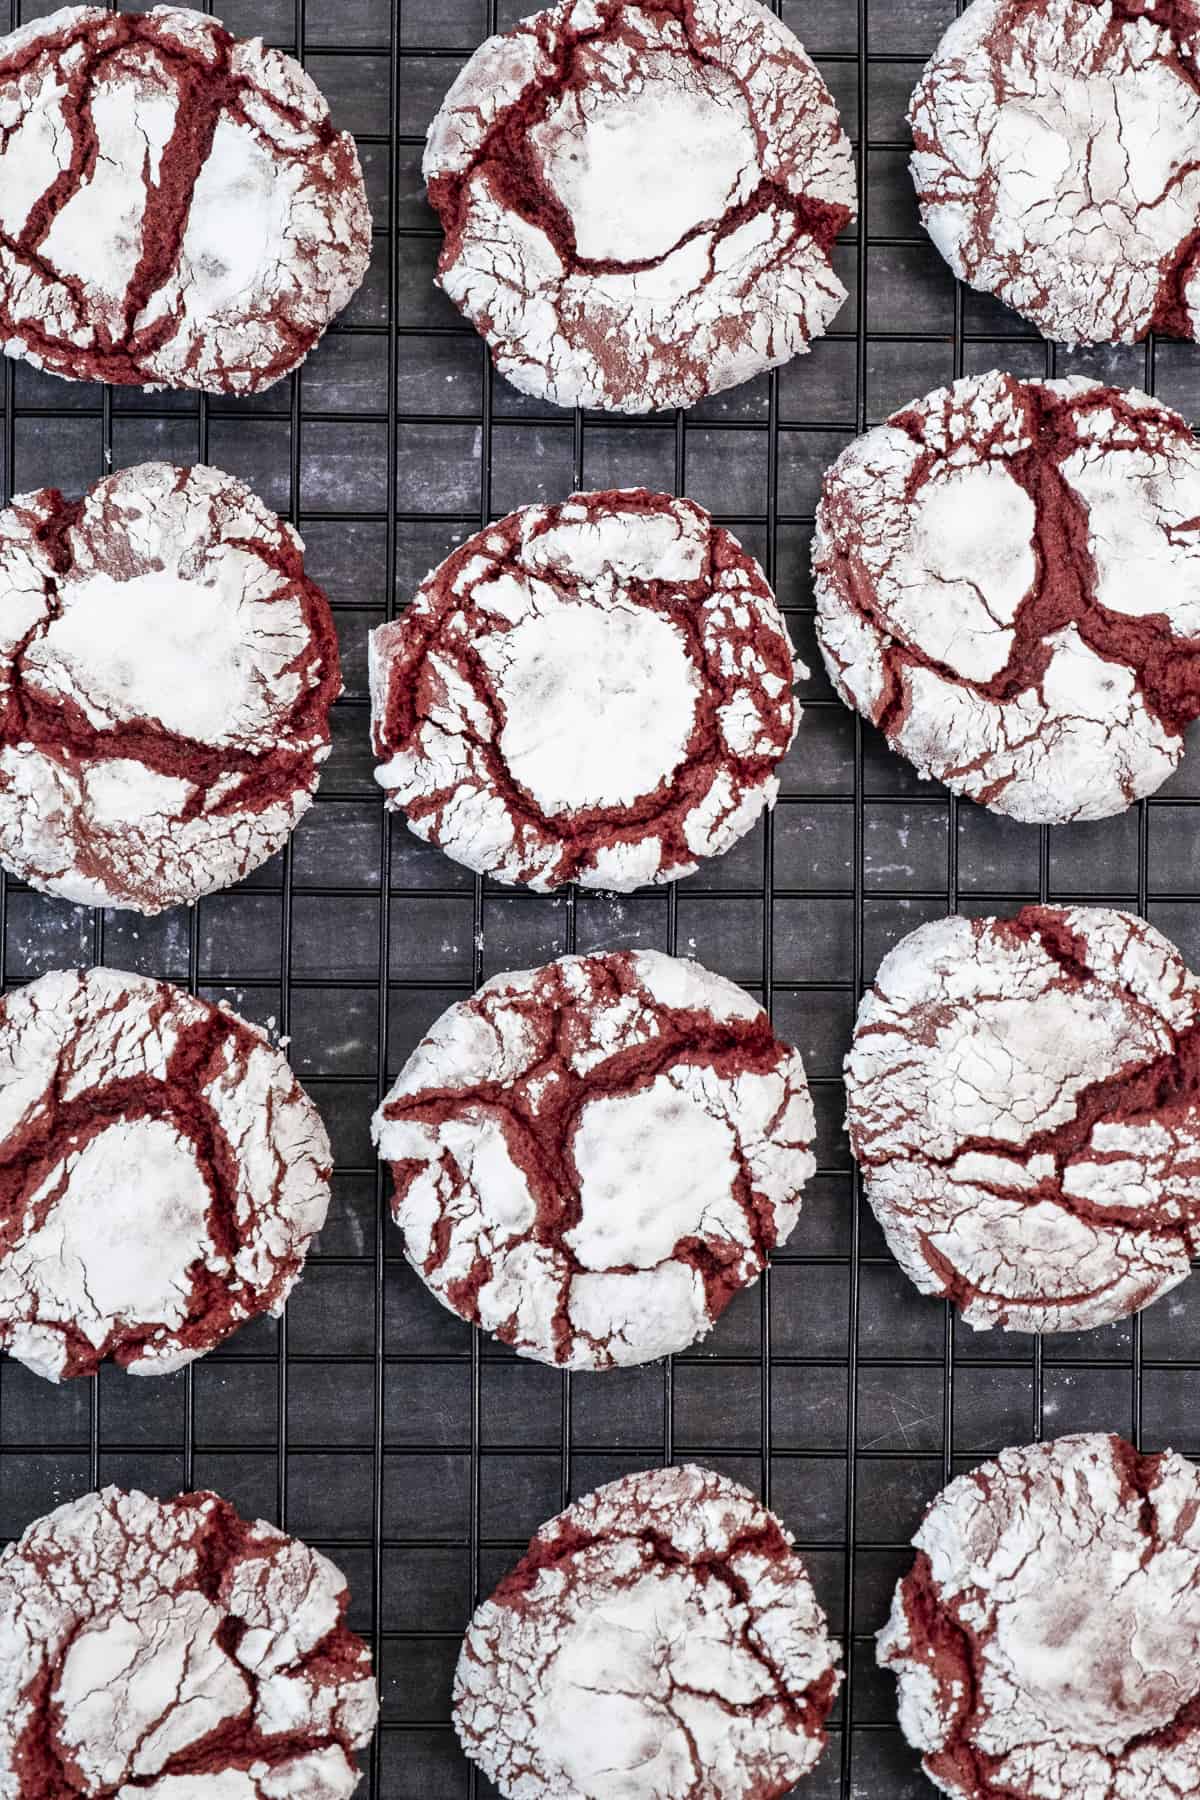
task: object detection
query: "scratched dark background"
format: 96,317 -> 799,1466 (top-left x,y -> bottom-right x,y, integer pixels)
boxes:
4,0 -> 1200,1795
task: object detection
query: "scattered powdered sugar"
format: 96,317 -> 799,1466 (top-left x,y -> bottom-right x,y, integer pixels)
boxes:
0,1485 -> 377,1799
372,948 -> 815,1368
0,5 -> 371,391
846,904 -> 1200,1334
0,460 -> 341,913
0,966 -> 332,1381
455,1463 -> 841,1799
371,489 -> 802,891
814,372 -> 1200,822
423,0 -> 856,412
880,1432 -> 1200,1799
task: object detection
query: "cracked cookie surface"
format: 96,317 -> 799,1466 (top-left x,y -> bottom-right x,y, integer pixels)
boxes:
0,5 -> 371,392
813,372 -> 1200,822
0,966 -> 331,1381
0,1484 -> 378,1799
846,904 -> 1200,1334
370,490 -> 801,891
372,950 -> 815,1368
910,0 -> 1200,344
0,460 -> 340,913
423,0 -> 856,412
454,1463 -> 840,1799
880,1432 -> 1200,1800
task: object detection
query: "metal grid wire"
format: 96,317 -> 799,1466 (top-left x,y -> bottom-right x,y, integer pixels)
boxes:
3,0 -> 1200,1795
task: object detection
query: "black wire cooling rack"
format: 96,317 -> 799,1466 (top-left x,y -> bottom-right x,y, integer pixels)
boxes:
6,0 -> 1200,1795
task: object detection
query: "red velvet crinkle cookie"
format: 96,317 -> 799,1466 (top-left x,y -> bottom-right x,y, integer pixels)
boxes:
423,0 -> 856,412
0,6 -> 371,392
0,461 -> 340,913
846,905 -> 1200,1335
814,373 -> 1200,821
455,1464 -> 841,1800
881,1433 -> 1200,1800
373,950 -> 815,1368
0,967 -> 332,1382
0,1485 -> 378,1799
371,490 -> 801,891
910,0 -> 1200,345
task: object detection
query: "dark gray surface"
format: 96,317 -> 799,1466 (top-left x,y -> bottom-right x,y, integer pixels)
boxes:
3,1 -> 1200,1796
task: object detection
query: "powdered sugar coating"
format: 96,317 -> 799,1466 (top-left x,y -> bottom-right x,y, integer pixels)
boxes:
846,905 -> 1200,1334
371,490 -> 802,892
910,0 -> 1200,345
0,966 -> 331,1381
880,1432 -> 1200,1800
373,950 -> 815,1368
455,1464 -> 840,1799
0,1485 -> 377,1799
0,6 -> 371,393
423,0 -> 856,413
0,461 -> 340,913
814,372 -> 1200,822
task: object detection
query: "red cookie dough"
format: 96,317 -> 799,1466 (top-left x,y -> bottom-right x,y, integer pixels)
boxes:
372,950 -> 815,1368
814,373 -> 1200,822
371,490 -> 801,891
455,1464 -> 841,1799
0,6 -> 371,393
880,1433 -> 1200,1800
910,0 -> 1200,344
846,905 -> 1200,1335
0,1485 -> 378,1800
423,0 -> 856,412
0,461 -> 341,913
0,967 -> 332,1382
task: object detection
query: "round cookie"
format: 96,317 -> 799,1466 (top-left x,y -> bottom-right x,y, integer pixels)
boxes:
813,372 -> 1200,822
455,1464 -> 841,1799
0,6 -> 371,392
0,966 -> 332,1381
423,0 -> 856,412
371,490 -> 801,891
0,461 -> 341,913
880,1432 -> 1200,1800
372,949 -> 815,1368
0,1485 -> 378,1799
910,0 -> 1200,344
846,905 -> 1200,1334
